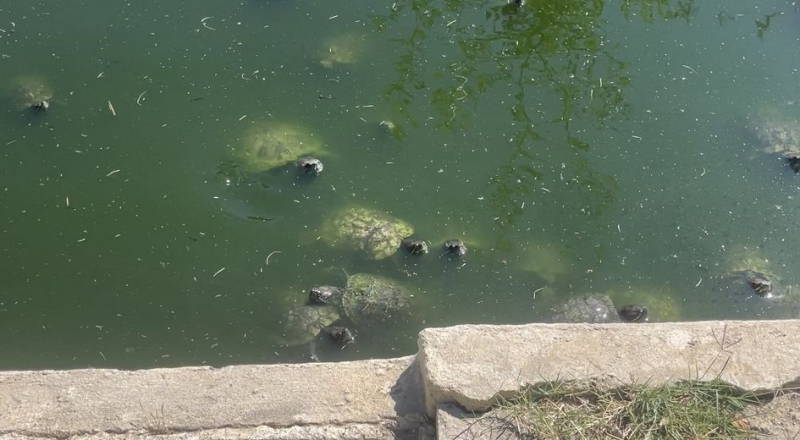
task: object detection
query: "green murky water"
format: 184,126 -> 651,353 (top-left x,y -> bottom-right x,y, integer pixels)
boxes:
2,0 -> 800,369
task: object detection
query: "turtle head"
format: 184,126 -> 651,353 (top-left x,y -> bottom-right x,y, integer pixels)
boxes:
309,285 -> 343,304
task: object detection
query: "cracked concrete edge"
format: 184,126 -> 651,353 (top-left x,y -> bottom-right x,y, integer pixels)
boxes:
418,320 -> 800,416
0,423 -> 404,440
0,356 -> 426,439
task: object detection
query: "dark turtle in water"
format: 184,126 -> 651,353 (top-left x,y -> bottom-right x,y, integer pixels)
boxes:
309,273 -> 416,328
716,270 -> 781,300
618,305 -> 648,323
402,238 -> 429,255
309,285 -> 340,304
322,326 -> 355,347
443,239 -> 468,257
551,294 -> 648,324
297,157 -> 324,175
785,152 -> 800,173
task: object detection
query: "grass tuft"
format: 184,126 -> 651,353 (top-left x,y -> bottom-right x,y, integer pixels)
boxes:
490,379 -> 759,439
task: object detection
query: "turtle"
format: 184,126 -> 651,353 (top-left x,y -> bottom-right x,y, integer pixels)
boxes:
297,157 -> 324,175
319,32 -> 367,69
402,238 -> 429,255
710,247 -> 800,318
341,273 -> 415,327
723,245 -> 774,275
618,305 -> 648,323
443,239 -> 467,257
708,270 -> 800,320
236,121 -> 324,173
605,285 -> 683,322
275,300 -> 341,347
714,270 -> 781,300
322,326 -> 355,346
321,207 -> 414,260
8,75 -> 53,111
308,273 -> 416,328
744,105 -> 800,156
786,152 -> 800,173
550,293 -> 621,323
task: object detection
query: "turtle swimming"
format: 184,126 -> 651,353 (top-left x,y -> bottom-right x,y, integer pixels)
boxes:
8,75 -> 53,112
297,157 -> 324,175
236,121 -> 325,173
308,272 -> 417,328
321,207 -> 414,260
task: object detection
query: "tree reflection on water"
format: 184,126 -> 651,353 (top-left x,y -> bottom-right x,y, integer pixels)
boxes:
374,0 -> 695,252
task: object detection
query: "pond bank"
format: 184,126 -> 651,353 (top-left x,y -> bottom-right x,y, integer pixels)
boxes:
1,320 -> 799,439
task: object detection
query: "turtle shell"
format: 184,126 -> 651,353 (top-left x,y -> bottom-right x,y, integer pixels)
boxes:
236,121 -> 324,172
341,273 -> 414,327
319,32 -> 367,69
322,207 -> 414,260
9,76 -> 53,110
276,303 -> 340,346
714,270 -> 782,300
550,293 -> 620,323
744,105 -> 800,155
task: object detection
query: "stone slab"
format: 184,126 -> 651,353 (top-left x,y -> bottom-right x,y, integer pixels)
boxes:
436,404 -> 519,440
0,424 -> 405,440
747,393 -> 800,439
418,320 -> 800,415
0,356 -> 425,439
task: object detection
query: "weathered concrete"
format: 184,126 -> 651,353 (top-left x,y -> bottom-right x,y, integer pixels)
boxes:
0,357 -> 426,439
436,404 -> 517,440
748,393 -> 800,439
3,320 -> 800,439
418,320 -> 800,416
0,424 -> 402,440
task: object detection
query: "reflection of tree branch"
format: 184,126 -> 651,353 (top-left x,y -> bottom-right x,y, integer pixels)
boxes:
374,0 -> 688,249
621,0 -> 698,23
756,12 -> 782,40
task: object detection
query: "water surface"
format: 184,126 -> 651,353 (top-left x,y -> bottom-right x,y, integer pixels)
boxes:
2,0 -> 800,369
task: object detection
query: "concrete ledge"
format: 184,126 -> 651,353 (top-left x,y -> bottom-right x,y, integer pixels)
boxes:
0,357 -> 425,439
3,320 -> 800,439
418,320 -> 800,416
